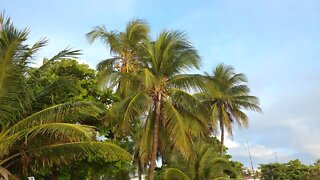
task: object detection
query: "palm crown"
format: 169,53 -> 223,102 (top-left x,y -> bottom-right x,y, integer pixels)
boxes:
102,30 -> 207,180
87,19 -> 150,97
195,64 -> 262,156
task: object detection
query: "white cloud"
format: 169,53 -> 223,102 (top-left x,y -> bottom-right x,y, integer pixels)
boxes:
225,138 -> 240,149
250,144 -> 275,158
282,116 -> 320,159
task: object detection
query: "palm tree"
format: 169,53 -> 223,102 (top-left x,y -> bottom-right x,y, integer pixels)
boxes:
0,14 -> 131,177
86,19 -> 150,97
195,64 -> 262,156
158,140 -> 233,180
107,31 -> 206,180
87,19 -> 151,178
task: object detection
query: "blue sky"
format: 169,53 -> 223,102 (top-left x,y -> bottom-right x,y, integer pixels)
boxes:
2,0 -> 320,168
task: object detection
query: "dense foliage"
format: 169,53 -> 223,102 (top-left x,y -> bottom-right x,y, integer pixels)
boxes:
259,159 -> 320,180
157,137 -> 244,179
0,13 -> 264,179
0,14 -> 131,179
195,64 -> 261,156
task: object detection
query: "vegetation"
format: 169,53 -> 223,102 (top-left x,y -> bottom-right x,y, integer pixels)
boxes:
87,19 -> 150,96
88,25 -> 263,179
0,14 -> 131,179
0,13 -> 266,179
195,64 -> 262,156
157,138 -> 242,179
259,159 -> 320,180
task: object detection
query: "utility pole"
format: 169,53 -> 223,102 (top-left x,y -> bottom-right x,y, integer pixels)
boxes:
246,142 -> 255,180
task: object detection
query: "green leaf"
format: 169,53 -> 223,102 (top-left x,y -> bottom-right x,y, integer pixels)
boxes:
156,168 -> 190,180
162,97 -> 194,160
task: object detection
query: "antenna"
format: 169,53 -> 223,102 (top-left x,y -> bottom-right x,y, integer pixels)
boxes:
246,141 -> 255,180
274,151 -> 278,163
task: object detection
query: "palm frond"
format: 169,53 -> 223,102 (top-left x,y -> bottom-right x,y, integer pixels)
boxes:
193,92 -> 211,102
20,38 -> 48,62
86,26 -> 120,54
95,57 -> 120,89
229,84 -> 250,95
1,141 -> 132,170
137,110 -> 154,166
46,48 -> 81,63
149,30 -> 200,78
213,63 -> 235,80
125,19 -> 150,48
168,74 -> 205,92
229,73 -> 247,84
136,68 -> 155,89
199,155 -> 229,178
0,123 -> 96,157
210,104 -> 219,133
7,101 -> 103,134
162,97 -> 194,160
96,57 -> 119,71
169,88 -> 209,137
112,92 -> 150,135
229,108 -> 249,128
0,14 -> 34,128
156,168 -> 190,180
233,96 -> 262,112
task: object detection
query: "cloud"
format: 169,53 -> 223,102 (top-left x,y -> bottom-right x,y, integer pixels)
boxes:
283,115 -> 320,158
229,82 -> 320,167
225,138 -> 240,149
228,140 -> 296,168
250,145 -> 275,159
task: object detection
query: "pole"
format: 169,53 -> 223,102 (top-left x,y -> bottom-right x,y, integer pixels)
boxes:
246,142 -> 255,180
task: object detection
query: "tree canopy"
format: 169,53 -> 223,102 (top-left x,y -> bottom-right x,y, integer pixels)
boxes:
0,13 -> 268,180
0,13 -> 131,179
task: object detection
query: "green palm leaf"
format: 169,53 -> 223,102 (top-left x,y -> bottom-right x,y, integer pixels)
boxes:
113,91 -> 151,135
7,101 -> 103,134
156,168 -> 190,180
1,141 -> 132,170
0,15 -> 32,128
0,14 -> 132,177
168,74 -> 205,92
0,123 -> 96,157
162,97 -> 194,160
197,63 -> 262,156
137,111 -> 154,166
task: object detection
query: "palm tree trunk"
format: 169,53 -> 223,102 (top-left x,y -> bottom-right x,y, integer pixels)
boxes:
148,93 -> 161,180
220,120 -> 225,156
138,157 -> 142,180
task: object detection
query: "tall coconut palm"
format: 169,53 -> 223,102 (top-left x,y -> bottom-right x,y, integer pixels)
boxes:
195,64 -> 262,156
106,31 -> 207,180
0,14 -> 131,177
87,20 -> 151,178
86,19 -> 150,97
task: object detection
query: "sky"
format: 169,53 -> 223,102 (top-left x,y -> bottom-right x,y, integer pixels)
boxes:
2,0 -> 320,168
